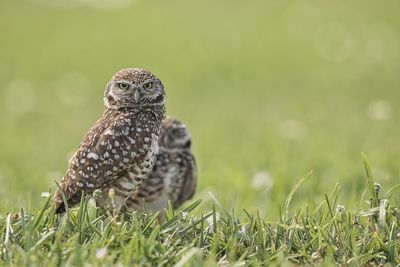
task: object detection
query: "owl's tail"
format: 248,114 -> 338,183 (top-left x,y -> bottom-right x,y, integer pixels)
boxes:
55,203 -> 66,214
53,190 -> 67,214
53,183 -> 79,214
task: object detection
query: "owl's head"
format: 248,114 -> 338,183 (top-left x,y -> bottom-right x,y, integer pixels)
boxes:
104,68 -> 166,109
159,117 -> 192,151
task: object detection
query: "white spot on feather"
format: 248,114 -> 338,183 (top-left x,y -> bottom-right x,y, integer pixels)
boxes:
104,129 -> 114,135
87,152 -> 99,160
118,177 -> 136,190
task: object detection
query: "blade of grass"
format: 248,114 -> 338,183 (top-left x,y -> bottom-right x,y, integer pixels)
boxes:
284,170 -> 313,221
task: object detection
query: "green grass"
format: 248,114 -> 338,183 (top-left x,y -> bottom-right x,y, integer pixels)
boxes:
1,156 -> 399,265
1,0 -> 400,265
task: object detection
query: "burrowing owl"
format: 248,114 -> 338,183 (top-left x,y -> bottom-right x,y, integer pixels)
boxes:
54,68 -> 166,213
125,117 -> 197,213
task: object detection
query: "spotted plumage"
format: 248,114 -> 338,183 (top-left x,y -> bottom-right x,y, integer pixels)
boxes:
126,117 -> 197,214
54,68 -> 166,213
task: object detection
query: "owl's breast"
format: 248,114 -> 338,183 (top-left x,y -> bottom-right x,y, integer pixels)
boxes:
133,134 -> 159,175
112,135 -> 159,195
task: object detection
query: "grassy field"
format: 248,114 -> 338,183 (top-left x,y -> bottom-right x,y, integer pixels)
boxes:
0,0 -> 400,265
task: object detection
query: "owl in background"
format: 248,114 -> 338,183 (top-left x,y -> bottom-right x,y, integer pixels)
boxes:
125,117 -> 197,215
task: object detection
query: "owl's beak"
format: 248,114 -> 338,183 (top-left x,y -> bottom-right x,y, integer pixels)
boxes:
133,89 -> 141,103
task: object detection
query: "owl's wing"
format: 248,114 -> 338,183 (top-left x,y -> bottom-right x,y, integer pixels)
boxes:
54,113 -> 157,213
173,154 -> 197,209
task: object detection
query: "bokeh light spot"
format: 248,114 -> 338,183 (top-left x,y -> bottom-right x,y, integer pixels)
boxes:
4,80 -> 36,116
367,100 -> 392,121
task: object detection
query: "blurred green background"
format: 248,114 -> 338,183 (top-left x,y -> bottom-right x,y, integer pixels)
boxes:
0,0 -> 399,216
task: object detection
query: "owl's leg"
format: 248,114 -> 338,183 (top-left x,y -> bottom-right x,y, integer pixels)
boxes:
123,196 -> 165,224
156,212 -> 166,224
140,194 -> 168,224
96,187 -> 127,216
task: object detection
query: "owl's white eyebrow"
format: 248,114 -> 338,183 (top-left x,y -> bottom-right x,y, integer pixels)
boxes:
140,79 -> 154,85
115,80 -> 131,84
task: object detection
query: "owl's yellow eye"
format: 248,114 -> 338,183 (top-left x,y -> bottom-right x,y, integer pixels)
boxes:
118,83 -> 129,90
143,82 -> 153,90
